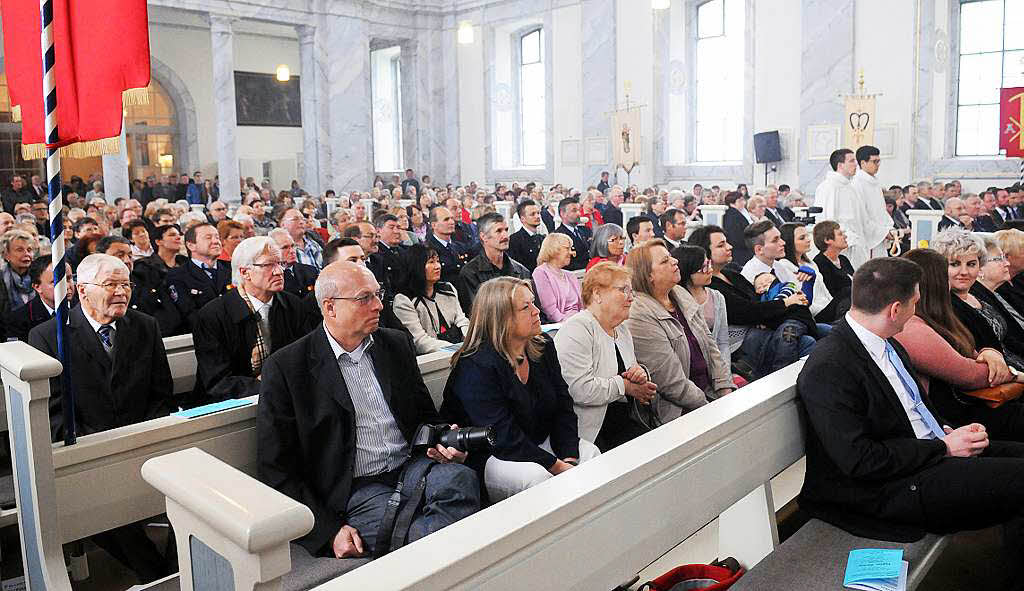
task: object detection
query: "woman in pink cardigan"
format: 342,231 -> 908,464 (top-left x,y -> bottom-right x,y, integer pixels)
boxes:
533,233 -> 583,323
895,249 -> 1024,441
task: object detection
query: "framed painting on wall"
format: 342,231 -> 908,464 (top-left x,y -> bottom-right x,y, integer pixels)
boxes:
234,71 -> 302,127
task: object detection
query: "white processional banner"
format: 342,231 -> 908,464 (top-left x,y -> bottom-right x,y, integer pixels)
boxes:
843,95 -> 876,149
611,109 -> 642,173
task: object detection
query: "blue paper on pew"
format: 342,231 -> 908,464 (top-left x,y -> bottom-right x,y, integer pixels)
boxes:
173,399 -> 253,419
843,549 -> 906,591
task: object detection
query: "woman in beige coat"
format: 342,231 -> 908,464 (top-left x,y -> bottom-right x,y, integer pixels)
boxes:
626,240 -> 734,425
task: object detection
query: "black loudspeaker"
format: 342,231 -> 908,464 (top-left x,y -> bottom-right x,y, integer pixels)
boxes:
753,131 -> 782,164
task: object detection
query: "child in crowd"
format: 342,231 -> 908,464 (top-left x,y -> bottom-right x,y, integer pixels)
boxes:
753,267 -> 817,305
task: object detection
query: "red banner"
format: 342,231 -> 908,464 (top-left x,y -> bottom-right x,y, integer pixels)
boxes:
1000,87 -> 1024,157
0,0 -> 151,159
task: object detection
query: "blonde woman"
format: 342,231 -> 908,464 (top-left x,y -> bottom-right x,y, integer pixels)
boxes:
533,233 -> 583,322
554,262 -> 656,451
441,277 -> 599,502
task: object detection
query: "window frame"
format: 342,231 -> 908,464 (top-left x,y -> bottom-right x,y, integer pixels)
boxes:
691,0 -> 744,164
516,27 -> 546,169
369,43 -> 406,176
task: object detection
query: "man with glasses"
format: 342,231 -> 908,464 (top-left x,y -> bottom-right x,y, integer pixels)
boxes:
207,200 -> 229,224
850,145 -> 897,268
167,222 -> 231,328
29,253 -> 175,583
279,206 -> 324,270
270,228 -> 318,298
192,236 -> 311,405
96,235 -> 185,337
257,261 -> 480,560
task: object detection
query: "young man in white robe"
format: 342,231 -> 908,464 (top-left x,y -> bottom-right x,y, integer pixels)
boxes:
814,149 -> 871,269
850,145 -> 895,265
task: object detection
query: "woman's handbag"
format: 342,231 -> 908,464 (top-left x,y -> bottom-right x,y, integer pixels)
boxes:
962,382 -> 1024,408
633,558 -> 745,591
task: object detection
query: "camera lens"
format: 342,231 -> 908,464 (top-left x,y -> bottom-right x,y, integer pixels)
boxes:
440,426 -> 495,452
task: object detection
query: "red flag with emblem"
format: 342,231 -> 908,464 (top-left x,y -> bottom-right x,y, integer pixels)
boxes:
1,0 -> 151,159
1000,87 -> 1024,157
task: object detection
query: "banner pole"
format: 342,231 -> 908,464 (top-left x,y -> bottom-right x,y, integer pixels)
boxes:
39,0 -> 75,445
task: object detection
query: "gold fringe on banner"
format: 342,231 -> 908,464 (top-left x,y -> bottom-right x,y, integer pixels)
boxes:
122,86 -> 150,106
11,105 -> 20,123
21,136 -> 121,160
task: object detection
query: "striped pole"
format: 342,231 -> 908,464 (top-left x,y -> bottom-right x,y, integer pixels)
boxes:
1019,158 -> 1023,187
39,0 -> 75,445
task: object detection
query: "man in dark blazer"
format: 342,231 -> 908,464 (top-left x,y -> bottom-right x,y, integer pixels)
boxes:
257,261 -> 479,558
192,236 -> 311,406
270,229 -> 318,298
28,253 -> 173,583
798,257 -> 1024,556
553,197 -> 592,271
5,254 -> 70,342
167,222 -> 231,328
426,206 -> 472,286
722,191 -> 755,266
507,199 -> 545,272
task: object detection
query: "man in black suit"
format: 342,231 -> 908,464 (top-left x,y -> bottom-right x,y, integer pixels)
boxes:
763,188 -> 793,227
4,255 -> 73,342
508,199 -> 545,272
192,236 -> 311,405
426,206 -> 472,286
368,213 -> 407,307
167,222 -> 231,328
660,209 -> 688,251
596,171 -> 611,194
966,194 -> 999,233
937,197 -> 967,232
270,228 -> 318,298
553,197 -> 592,271
2,175 -> 35,215
257,261 -> 479,558
28,253 -> 174,582
96,236 -> 186,337
722,191 -> 755,266
599,189 -> 624,228
798,257 -> 1024,571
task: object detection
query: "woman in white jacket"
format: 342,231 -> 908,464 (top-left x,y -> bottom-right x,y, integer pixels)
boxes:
554,262 -> 657,451
393,243 -> 470,354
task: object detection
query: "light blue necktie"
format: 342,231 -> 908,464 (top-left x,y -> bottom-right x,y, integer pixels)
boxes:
884,342 -> 945,439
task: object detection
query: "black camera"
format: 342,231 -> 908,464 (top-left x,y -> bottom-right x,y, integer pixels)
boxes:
411,424 -> 495,453
793,206 -> 823,225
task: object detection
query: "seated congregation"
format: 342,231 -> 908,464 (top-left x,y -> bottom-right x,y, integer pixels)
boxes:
7,159 -> 1024,587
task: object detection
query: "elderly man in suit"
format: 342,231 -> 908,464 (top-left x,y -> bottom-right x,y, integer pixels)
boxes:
257,261 -> 479,560
192,236 -> 311,406
798,257 -> 1024,585
28,253 -> 174,582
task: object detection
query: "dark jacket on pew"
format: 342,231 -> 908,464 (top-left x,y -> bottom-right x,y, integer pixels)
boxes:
257,326 -> 441,555
797,319 -> 949,541
191,288 -> 311,405
166,258 -> 232,329
28,305 -> 174,442
4,294 -> 54,343
131,255 -> 188,337
283,262 -> 318,299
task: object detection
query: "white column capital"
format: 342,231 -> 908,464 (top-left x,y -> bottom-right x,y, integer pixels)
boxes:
208,14 -> 237,35
296,24 -> 316,46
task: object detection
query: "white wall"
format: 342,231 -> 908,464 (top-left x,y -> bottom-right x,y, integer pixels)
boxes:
149,14 -> 303,179
457,25 -> 486,184
552,4 -> 583,188
752,0 -> 801,188
616,0 -> 654,188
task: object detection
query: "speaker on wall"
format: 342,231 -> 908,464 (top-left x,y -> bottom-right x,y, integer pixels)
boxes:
753,131 -> 782,164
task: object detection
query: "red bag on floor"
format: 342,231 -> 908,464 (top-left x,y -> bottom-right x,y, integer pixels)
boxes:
637,558 -> 744,591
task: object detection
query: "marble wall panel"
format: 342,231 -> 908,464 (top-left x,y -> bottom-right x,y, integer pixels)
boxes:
581,0 -> 616,186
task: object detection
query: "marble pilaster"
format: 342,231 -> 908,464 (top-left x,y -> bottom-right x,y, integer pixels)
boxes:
297,25 -> 321,196
101,118 -> 130,201
210,15 -> 240,203
325,15 -> 373,193
799,0 -> 854,194
440,17 -> 460,185
581,0 -> 616,186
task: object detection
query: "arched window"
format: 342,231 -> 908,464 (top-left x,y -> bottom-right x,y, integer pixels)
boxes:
0,74 -> 43,185
694,0 -> 744,162
519,28 -> 545,167
125,81 -> 178,180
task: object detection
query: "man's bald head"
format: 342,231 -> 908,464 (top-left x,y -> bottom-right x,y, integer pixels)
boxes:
316,261 -> 382,344
314,261 -> 376,306
944,197 -> 965,218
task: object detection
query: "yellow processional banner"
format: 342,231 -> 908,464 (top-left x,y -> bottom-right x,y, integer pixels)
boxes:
843,95 -> 876,149
612,108 -> 642,173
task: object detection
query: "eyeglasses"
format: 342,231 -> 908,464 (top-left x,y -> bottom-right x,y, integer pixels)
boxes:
607,236 -> 625,243
988,255 -> 1007,263
612,285 -> 635,298
82,281 -> 135,292
250,261 -> 285,271
329,288 -> 386,306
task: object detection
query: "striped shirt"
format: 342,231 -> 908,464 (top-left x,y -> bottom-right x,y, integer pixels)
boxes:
325,329 -> 408,477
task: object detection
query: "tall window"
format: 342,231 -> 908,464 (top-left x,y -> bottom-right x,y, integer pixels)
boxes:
125,81 -> 177,180
956,0 -> 1024,156
694,0 -> 744,162
371,45 -> 404,173
519,28 -> 546,167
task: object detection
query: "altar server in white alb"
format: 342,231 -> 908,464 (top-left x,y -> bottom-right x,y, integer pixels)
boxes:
849,145 -> 895,265
815,149 -> 870,269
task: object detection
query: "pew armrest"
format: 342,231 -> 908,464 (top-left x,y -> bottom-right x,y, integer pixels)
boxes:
0,341 -> 62,385
142,447 -> 313,553
143,447 -> 314,590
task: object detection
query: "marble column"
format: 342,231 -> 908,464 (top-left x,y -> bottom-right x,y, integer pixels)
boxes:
324,15 -> 373,193
297,25 -> 321,196
440,18 -> 460,185
799,0 -> 855,193
210,15 -> 241,203
581,0 -> 617,187
101,117 -> 130,201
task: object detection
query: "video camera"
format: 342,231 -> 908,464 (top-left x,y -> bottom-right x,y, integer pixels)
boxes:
792,206 -> 823,225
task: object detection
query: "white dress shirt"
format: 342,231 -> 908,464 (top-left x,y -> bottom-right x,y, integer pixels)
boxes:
845,313 -> 933,439
740,255 -> 797,286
